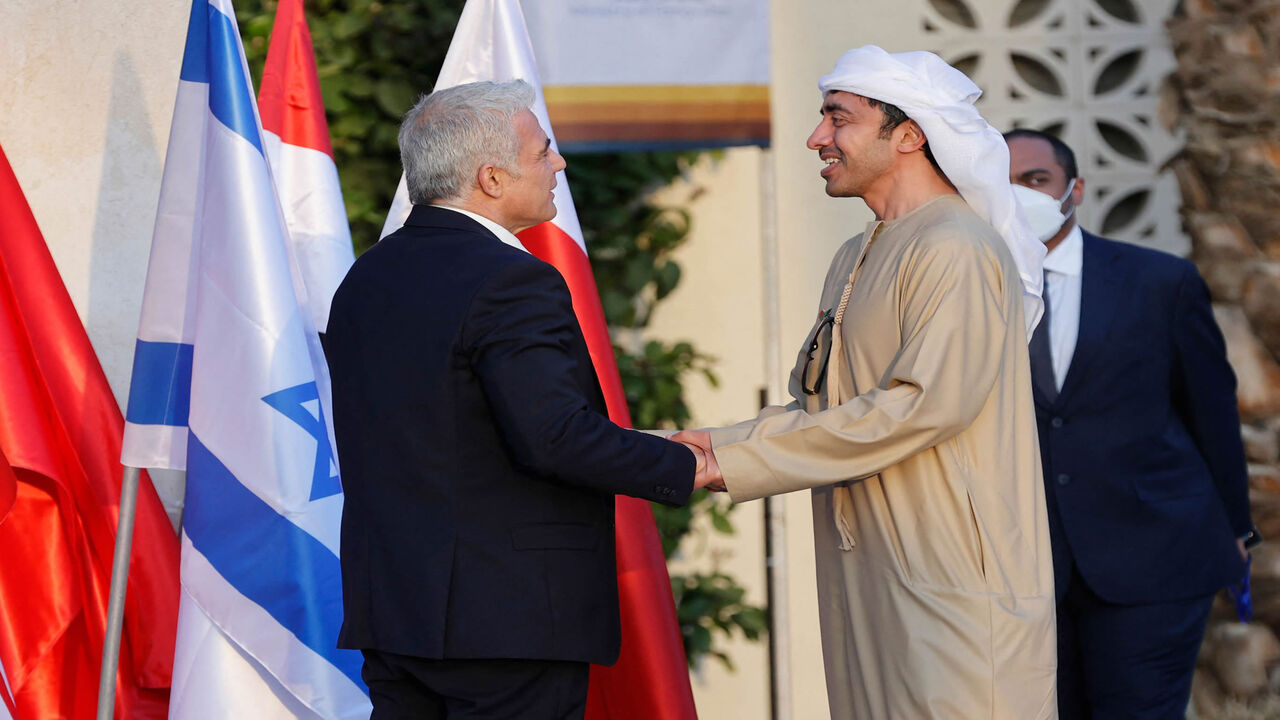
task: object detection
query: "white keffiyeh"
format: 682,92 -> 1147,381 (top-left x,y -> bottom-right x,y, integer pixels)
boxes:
819,45 -> 1045,336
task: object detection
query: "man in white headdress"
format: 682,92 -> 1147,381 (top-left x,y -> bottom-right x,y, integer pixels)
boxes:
675,46 -> 1056,718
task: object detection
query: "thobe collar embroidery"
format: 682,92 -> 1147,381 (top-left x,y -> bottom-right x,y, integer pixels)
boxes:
824,196 -> 960,551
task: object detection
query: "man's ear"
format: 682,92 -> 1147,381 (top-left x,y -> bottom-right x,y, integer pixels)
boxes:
1070,176 -> 1086,207
476,163 -> 504,199
897,120 -> 928,154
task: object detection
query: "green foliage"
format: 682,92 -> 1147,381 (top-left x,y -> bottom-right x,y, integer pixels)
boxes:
673,572 -> 769,671
563,152 -> 697,327
613,340 -> 717,431
236,1 -> 764,670
237,0 -> 462,254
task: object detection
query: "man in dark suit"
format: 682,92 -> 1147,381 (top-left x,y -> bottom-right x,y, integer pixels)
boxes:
326,80 -> 710,720
1006,128 -> 1258,719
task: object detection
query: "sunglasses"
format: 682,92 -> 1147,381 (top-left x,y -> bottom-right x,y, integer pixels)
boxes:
802,311 -> 835,396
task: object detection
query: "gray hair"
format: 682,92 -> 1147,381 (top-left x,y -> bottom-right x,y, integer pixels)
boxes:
398,80 -> 537,204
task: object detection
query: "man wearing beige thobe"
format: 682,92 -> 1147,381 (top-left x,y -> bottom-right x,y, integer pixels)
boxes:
677,47 -> 1057,719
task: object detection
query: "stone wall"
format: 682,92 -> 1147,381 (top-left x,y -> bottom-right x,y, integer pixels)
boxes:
1167,0 -> 1280,716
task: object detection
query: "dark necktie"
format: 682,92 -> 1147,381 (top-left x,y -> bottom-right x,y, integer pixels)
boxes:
1030,272 -> 1058,403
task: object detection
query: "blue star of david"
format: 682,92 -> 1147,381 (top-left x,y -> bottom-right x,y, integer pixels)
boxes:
262,382 -> 341,501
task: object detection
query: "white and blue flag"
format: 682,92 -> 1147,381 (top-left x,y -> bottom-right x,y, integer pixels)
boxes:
121,0 -> 368,717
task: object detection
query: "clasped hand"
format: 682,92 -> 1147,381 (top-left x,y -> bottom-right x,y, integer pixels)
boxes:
672,430 -> 725,492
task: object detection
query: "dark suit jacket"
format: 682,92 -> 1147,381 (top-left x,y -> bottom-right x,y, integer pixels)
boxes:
326,204 -> 694,666
1034,231 -> 1251,605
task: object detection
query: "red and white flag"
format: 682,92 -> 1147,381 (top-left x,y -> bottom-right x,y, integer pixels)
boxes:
382,1 -> 698,717
260,0 -> 355,333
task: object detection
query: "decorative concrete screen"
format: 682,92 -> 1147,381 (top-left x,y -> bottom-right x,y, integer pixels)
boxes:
920,0 -> 1186,253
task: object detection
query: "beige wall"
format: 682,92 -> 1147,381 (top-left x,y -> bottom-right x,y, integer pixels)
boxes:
0,0 -> 191,407
1,0 -> 193,522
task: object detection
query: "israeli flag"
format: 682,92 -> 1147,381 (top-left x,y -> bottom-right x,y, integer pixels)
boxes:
121,0 -> 369,717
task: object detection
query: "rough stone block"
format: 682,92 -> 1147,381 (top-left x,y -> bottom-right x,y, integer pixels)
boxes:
1176,163 -> 1213,211
1236,141 -> 1280,176
1252,467 -> 1280,496
1244,424 -> 1280,463
1202,261 -> 1247,303
1249,541 -> 1280,629
1215,305 -> 1280,419
1222,27 -> 1265,58
1191,213 -> 1261,260
1243,267 -> 1280,356
1201,622 -> 1280,698
1175,0 -> 1218,22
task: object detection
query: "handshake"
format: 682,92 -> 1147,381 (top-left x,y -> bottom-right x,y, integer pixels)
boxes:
671,430 -> 726,492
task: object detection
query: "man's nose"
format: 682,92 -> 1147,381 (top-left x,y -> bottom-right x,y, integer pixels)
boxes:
552,149 -> 567,172
807,121 -> 831,151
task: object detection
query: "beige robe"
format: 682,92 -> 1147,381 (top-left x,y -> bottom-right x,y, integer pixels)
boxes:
710,195 -> 1056,719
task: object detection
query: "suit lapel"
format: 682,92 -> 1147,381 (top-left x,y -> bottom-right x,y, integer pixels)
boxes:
1031,364 -> 1057,408
1029,316 -> 1058,407
1055,232 -> 1122,407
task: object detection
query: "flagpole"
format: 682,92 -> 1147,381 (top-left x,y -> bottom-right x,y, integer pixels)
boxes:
759,146 -> 791,720
96,465 -> 141,720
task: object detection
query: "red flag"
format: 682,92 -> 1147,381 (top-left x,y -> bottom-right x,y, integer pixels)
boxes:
0,143 -> 180,719
258,0 -> 332,159
258,0 -> 355,334
382,2 -> 698,717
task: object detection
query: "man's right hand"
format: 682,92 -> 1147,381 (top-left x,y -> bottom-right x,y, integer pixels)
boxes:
674,432 -> 725,492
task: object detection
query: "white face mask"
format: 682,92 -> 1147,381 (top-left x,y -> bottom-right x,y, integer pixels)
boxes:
1013,179 -> 1076,243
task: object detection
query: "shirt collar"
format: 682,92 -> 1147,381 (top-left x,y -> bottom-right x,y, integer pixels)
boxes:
433,204 -> 529,253
1043,224 -> 1083,277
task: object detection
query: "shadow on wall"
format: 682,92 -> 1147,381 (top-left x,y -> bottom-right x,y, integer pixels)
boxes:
88,52 -> 186,527
88,51 -> 163,410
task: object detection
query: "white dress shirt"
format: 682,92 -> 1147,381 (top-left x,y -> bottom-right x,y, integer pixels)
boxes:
1043,225 -> 1083,391
434,204 -> 529,253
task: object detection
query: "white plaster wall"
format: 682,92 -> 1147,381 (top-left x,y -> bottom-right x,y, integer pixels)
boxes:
0,0 -> 190,408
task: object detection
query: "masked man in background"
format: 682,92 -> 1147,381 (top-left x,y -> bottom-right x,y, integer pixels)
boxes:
1006,128 -> 1256,720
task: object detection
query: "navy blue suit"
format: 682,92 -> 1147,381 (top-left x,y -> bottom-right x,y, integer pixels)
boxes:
325,205 -> 693,712
1034,231 -> 1252,718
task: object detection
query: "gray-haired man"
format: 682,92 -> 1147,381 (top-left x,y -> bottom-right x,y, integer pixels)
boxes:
326,80 -> 710,720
